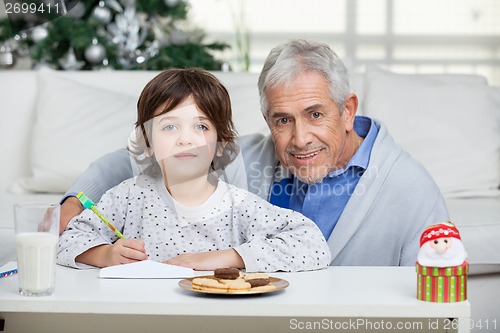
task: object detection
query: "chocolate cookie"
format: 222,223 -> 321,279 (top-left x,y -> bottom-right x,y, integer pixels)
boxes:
214,267 -> 240,280
243,273 -> 271,287
246,278 -> 271,287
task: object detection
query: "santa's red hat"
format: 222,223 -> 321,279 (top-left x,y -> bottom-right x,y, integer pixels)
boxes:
419,222 -> 461,247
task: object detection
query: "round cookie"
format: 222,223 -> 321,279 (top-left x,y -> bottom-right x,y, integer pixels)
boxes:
192,277 -> 228,291
243,273 -> 270,280
219,279 -> 251,291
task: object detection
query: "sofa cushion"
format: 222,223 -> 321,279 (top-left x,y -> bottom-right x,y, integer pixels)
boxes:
446,197 -> 500,273
0,72 -> 38,194
362,66 -> 500,198
14,69 -> 137,193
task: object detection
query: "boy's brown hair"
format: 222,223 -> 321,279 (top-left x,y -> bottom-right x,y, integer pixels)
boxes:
129,68 -> 238,174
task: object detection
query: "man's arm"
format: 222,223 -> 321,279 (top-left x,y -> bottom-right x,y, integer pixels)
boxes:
399,190 -> 449,266
59,148 -> 133,233
59,197 -> 85,234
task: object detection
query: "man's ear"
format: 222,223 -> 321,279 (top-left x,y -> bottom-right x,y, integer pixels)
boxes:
342,93 -> 359,132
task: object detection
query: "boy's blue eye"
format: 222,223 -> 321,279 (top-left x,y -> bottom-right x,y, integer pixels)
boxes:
163,125 -> 176,131
195,124 -> 208,131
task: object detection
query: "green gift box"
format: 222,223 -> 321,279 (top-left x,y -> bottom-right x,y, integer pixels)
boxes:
416,261 -> 468,302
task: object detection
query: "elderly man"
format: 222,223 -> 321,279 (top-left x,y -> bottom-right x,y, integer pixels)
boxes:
60,39 -> 448,266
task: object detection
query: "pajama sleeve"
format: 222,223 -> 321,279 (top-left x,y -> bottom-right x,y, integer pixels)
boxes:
57,182 -> 131,268
232,189 -> 331,272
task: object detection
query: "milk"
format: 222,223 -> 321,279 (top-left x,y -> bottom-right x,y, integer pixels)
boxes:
15,232 -> 58,296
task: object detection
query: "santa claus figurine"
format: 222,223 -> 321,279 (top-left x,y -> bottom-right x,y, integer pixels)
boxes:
417,221 -> 467,267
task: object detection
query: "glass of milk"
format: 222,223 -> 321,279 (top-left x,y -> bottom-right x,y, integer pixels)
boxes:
13,202 -> 60,296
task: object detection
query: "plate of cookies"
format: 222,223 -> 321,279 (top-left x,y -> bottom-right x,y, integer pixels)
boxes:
179,268 -> 289,295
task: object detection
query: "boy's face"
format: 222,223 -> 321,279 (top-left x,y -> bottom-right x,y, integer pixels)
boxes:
149,96 -> 218,184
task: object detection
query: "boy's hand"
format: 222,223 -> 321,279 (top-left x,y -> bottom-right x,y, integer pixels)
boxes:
102,239 -> 148,266
76,239 -> 148,267
164,249 -> 244,271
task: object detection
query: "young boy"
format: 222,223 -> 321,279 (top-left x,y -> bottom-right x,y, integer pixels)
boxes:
57,68 -> 331,272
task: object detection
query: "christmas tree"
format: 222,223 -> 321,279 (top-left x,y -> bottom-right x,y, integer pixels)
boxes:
0,0 -> 228,70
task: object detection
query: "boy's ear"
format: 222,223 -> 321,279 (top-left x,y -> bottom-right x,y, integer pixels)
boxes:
216,142 -> 226,157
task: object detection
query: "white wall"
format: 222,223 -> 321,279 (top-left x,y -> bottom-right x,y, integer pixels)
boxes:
188,0 -> 500,86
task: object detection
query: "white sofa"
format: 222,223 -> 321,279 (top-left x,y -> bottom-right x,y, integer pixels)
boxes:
1,68 -> 499,331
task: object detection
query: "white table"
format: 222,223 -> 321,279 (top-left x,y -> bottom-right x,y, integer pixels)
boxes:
0,265 -> 470,333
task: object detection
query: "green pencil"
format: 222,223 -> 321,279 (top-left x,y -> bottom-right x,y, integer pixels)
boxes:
76,192 -> 125,239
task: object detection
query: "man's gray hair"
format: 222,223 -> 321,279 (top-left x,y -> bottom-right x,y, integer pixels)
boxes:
258,39 -> 350,117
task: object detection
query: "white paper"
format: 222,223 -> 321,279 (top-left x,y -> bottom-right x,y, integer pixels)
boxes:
0,261 -> 17,273
99,260 -> 194,279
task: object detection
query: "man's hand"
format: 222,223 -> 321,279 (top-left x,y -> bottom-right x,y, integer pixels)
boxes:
59,197 -> 83,234
76,239 -> 148,267
164,249 -> 244,271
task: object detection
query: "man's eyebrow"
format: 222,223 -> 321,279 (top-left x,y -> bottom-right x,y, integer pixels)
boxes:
304,104 -> 322,112
270,104 -> 323,118
270,112 -> 290,119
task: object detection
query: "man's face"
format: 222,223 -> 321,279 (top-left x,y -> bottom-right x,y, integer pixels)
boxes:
266,71 -> 353,184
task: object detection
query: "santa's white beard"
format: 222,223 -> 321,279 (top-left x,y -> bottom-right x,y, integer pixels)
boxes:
417,239 -> 467,267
